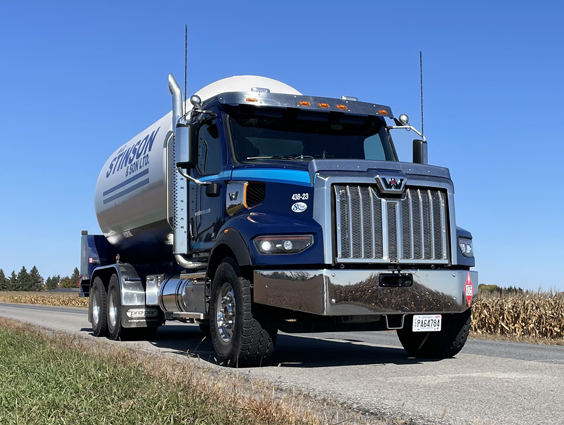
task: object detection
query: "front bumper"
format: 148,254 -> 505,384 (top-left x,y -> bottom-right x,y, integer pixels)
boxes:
254,269 -> 478,316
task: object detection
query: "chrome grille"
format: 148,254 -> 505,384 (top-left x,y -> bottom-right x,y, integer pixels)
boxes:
334,185 -> 448,263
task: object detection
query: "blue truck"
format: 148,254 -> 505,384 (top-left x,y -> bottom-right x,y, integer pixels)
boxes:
81,74 -> 477,366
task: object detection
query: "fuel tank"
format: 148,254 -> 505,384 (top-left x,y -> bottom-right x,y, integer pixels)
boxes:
94,76 -> 301,262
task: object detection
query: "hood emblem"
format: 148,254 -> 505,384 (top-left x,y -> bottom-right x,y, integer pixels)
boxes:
375,174 -> 407,194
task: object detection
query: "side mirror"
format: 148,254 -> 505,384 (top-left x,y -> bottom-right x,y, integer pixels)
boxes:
175,124 -> 196,169
413,139 -> 428,165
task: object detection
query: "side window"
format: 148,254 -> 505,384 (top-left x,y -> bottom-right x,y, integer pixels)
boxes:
196,119 -> 222,175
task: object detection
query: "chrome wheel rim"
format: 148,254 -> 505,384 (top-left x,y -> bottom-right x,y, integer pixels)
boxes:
216,283 -> 236,343
92,290 -> 100,325
108,292 -> 117,329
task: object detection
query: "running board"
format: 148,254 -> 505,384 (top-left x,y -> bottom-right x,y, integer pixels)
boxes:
166,311 -> 205,320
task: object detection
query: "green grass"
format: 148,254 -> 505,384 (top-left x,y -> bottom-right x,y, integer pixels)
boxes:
0,320 -> 328,425
0,328 -> 234,424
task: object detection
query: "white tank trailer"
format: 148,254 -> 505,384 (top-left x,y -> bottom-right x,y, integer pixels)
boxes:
81,73 -> 478,367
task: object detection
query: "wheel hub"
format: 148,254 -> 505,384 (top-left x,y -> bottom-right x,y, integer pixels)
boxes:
92,291 -> 100,324
108,293 -> 117,329
216,283 -> 236,342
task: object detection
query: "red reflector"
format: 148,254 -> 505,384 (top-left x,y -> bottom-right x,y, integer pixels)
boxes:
465,272 -> 474,307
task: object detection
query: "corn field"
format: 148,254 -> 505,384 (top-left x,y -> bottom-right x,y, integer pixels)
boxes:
471,291 -> 564,339
0,292 -> 89,308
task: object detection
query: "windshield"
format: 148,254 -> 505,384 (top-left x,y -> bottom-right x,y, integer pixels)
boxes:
226,106 -> 396,163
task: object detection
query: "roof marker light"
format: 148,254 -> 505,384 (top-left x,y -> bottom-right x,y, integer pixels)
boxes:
336,104 -> 347,110
378,109 -> 388,115
246,97 -> 258,102
318,103 -> 329,108
299,101 -> 310,106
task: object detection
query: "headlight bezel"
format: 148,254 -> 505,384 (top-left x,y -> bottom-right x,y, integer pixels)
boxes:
253,235 -> 314,255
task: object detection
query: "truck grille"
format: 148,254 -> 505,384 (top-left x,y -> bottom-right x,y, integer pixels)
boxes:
334,185 -> 448,263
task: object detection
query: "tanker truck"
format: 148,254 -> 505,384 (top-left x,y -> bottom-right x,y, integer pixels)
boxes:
80,74 -> 477,366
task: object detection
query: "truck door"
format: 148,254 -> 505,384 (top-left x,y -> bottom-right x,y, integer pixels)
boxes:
189,117 -> 226,252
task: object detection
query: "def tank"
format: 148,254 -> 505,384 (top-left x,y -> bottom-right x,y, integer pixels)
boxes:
94,76 -> 301,262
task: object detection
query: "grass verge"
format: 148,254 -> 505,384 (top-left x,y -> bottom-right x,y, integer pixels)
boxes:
0,318 -> 390,425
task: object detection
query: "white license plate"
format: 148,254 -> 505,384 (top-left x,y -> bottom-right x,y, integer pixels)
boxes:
412,315 -> 442,332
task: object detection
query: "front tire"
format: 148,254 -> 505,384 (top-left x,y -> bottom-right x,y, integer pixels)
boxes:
90,277 -> 107,337
397,309 -> 472,359
209,258 -> 277,367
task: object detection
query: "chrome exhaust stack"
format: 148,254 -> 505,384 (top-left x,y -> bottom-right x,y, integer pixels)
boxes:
168,74 -> 185,133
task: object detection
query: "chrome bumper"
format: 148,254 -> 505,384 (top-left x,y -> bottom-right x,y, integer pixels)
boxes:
253,269 -> 478,316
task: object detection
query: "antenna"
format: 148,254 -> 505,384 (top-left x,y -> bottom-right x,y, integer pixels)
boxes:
420,51 -> 424,137
184,24 -> 188,111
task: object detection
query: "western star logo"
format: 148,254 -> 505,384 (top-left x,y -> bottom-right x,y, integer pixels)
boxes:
105,127 -> 160,178
375,174 -> 407,194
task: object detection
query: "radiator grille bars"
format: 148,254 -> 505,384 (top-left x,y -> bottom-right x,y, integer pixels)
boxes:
334,185 -> 448,263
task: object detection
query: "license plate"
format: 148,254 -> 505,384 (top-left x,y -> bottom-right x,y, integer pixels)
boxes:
412,315 -> 442,332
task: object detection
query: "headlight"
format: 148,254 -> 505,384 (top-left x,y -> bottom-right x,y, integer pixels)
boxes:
458,237 -> 473,257
254,235 -> 314,254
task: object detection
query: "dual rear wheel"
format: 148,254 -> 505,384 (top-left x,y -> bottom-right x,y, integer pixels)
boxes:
90,274 -> 158,341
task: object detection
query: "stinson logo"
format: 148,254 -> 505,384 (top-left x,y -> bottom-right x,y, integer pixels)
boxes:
105,127 -> 160,178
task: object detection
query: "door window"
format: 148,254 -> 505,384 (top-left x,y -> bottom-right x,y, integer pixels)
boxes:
196,120 -> 222,175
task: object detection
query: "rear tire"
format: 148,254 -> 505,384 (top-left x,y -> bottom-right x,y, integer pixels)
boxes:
209,258 -> 277,367
107,274 -> 131,341
90,277 -> 107,337
397,309 -> 472,359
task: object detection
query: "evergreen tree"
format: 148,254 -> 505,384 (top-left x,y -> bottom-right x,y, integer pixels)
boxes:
17,266 -> 33,291
29,266 -> 44,291
8,271 -> 17,291
70,267 -> 80,287
0,269 -> 8,291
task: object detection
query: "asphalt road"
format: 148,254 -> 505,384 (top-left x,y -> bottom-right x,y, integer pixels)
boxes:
1,302 -> 563,425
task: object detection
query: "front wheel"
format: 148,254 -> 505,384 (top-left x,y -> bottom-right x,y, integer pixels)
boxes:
397,309 -> 472,359
209,258 -> 277,367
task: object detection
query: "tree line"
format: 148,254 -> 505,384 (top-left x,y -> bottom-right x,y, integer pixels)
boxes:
0,266 -> 81,291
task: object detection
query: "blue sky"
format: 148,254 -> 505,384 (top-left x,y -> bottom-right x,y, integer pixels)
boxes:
0,0 -> 562,290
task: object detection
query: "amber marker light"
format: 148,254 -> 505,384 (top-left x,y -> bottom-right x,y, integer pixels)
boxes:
318,103 -> 329,108
299,101 -> 310,106
246,97 -> 258,102
378,109 -> 388,115
336,104 -> 347,110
